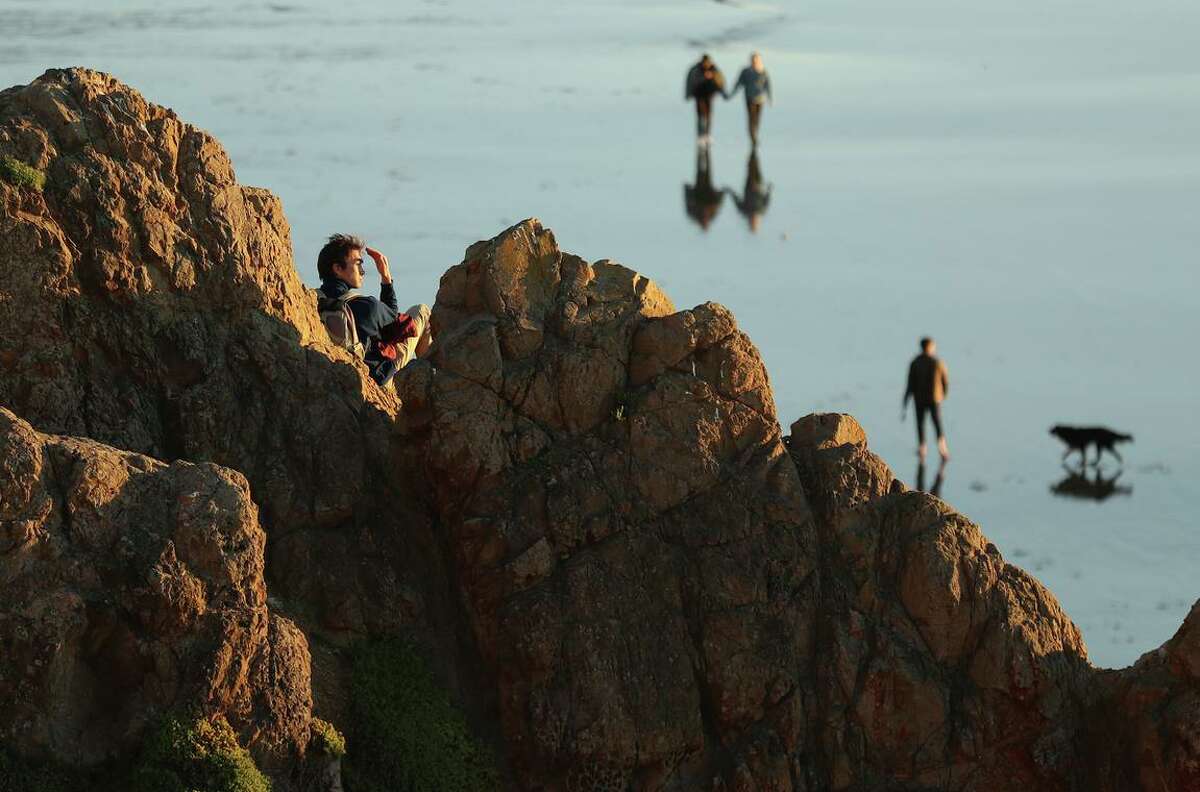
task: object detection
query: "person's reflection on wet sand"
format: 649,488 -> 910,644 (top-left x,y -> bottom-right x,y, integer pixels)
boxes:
916,459 -> 947,498
1050,466 -> 1132,502
725,149 -> 772,232
684,146 -> 724,230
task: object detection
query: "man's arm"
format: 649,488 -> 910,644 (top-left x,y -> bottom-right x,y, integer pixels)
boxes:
765,73 -> 773,104
902,361 -> 916,408
365,246 -> 399,311
347,296 -> 397,346
377,283 -> 399,314
940,362 -> 949,398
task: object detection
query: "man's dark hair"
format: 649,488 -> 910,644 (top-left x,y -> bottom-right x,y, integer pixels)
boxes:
920,336 -> 934,352
317,233 -> 365,280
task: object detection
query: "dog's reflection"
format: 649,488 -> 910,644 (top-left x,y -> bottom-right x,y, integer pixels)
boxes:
916,459 -> 947,498
684,146 -> 724,230
1050,465 -> 1132,501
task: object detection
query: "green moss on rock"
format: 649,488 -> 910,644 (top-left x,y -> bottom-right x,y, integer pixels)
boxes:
344,639 -> 498,792
0,748 -> 86,792
309,717 -> 346,759
132,715 -> 271,792
0,156 -> 46,191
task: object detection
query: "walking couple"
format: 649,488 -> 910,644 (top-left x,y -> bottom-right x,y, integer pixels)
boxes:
685,52 -> 772,147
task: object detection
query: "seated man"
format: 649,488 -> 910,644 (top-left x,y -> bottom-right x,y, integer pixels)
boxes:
317,233 -> 432,386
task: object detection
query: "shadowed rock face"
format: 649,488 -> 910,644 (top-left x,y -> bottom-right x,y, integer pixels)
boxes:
1,69 -> 1198,791
0,407 -> 311,774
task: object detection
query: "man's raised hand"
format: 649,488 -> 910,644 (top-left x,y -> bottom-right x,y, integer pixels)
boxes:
364,246 -> 392,285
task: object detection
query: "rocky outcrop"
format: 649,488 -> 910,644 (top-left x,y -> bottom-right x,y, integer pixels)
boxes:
399,230 -> 1101,789
789,414 -> 1093,789
0,67 -> 445,641
1096,603 -> 1200,790
1,68 -> 1197,791
398,230 -> 819,788
0,407 -> 311,774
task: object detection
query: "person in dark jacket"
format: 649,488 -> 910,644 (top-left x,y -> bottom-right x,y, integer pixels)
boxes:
317,233 -> 431,387
728,52 -> 772,147
902,336 -> 950,460
685,54 -> 727,146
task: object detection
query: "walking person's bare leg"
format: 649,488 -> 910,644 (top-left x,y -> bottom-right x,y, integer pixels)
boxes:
931,403 -> 949,460
916,404 -> 928,460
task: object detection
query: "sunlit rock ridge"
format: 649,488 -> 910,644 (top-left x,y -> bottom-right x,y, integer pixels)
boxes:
1,68 -> 1196,792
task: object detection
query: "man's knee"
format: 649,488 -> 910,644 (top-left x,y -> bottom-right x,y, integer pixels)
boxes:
398,304 -> 433,368
406,303 -> 431,329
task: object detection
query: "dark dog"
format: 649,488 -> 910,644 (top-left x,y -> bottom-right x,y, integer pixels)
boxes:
1049,425 -> 1133,465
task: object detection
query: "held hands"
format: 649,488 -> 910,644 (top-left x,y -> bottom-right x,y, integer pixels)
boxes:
365,246 -> 392,285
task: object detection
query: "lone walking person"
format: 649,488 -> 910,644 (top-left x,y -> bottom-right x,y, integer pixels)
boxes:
902,337 -> 950,461
729,52 -> 772,147
685,54 -> 727,147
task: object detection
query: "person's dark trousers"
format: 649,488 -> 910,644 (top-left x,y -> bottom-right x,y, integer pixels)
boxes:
915,403 -> 944,445
747,100 -> 763,145
696,96 -> 712,136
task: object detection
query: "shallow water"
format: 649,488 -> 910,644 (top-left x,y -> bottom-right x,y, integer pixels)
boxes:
4,0 -> 1198,668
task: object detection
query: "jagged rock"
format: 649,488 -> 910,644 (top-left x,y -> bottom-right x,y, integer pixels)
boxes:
0,407 -> 311,774
399,222 -> 820,789
1,68 -> 1198,792
789,417 -> 1094,789
787,413 -> 900,524
0,67 -> 444,640
1095,603 -> 1200,791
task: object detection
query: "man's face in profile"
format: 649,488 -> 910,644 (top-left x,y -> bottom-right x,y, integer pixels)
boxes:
335,248 -> 365,288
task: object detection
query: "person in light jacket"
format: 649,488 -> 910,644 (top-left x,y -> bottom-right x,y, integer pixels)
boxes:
728,52 -> 773,147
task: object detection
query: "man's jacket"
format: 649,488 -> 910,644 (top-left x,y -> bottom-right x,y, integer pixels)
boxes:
320,276 -> 399,385
905,354 -> 949,407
